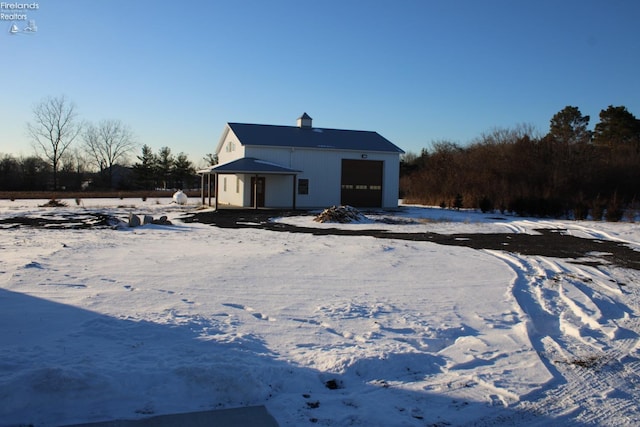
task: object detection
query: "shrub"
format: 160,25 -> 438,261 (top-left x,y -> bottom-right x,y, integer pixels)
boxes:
624,209 -> 637,223
509,197 -> 565,218
591,200 -> 605,221
604,192 -> 624,222
479,196 -> 494,213
453,193 -> 463,210
605,203 -> 624,222
573,202 -> 589,220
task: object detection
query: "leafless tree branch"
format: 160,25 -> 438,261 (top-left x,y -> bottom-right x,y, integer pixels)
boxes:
26,95 -> 81,189
83,119 -> 138,188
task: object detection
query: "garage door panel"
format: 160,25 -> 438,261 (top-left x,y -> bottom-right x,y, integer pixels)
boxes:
341,159 -> 383,207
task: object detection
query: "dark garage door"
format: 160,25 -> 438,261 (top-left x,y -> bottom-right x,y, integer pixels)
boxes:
341,159 -> 383,207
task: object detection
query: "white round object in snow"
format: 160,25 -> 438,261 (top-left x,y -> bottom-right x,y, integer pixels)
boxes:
173,190 -> 188,205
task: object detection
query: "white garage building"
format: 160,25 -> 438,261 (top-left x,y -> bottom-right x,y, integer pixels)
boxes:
199,113 -> 404,209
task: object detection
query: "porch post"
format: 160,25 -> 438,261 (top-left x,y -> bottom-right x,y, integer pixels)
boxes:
253,174 -> 258,210
214,173 -> 219,210
292,174 -> 297,210
200,173 -> 205,205
208,174 -> 212,206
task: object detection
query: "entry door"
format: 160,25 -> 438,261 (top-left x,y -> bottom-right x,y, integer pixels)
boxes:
250,177 -> 266,208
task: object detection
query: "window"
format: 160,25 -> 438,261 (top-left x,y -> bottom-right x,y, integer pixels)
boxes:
236,177 -> 240,193
298,178 -> 309,195
223,177 -> 227,192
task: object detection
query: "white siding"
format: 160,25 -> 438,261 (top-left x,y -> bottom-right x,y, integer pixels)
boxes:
216,174 -> 244,206
244,146 -> 337,208
383,156 -> 400,208
217,129 -> 245,165
244,146 -> 400,208
214,128 -> 246,206
263,175 -> 296,207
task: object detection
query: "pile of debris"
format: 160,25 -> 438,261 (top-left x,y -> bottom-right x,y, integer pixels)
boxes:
313,205 -> 369,223
128,213 -> 172,227
39,198 -> 68,207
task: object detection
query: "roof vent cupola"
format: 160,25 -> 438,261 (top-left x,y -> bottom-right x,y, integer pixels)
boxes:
297,112 -> 312,128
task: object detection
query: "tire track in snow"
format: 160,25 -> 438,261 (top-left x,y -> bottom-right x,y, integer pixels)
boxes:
566,222 -> 640,249
486,250 -> 640,424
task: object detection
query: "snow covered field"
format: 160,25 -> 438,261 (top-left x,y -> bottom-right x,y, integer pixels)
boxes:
1,198 -> 639,426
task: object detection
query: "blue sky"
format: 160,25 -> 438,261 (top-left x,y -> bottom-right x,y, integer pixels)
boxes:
1,0 -> 639,166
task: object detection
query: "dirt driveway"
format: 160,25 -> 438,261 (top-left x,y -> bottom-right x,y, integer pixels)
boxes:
2,208 -> 638,271
183,209 -> 640,271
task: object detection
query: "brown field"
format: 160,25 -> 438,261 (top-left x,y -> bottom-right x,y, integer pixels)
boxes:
0,190 -> 202,200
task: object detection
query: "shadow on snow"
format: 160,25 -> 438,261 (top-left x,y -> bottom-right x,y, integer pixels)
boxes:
0,288 -> 578,427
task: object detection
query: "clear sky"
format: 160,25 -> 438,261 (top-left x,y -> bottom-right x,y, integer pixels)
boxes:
1,0 -> 639,166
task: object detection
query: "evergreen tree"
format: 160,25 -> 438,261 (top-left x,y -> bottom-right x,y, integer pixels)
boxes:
155,146 -> 174,189
593,105 -> 640,151
544,106 -> 594,201
172,152 -> 195,189
20,156 -> 50,191
132,145 -> 156,190
548,106 -> 591,145
0,155 -> 21,191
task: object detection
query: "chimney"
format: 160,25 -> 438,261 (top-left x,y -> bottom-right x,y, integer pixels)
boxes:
297,112 -> 312,128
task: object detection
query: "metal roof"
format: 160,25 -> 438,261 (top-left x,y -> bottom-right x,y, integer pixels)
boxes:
227,123 -> 404,153
199,157 -> 301,175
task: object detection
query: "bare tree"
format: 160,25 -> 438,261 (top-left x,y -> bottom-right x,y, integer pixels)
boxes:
83,119 -> 137,189
26,95 -> 82,190
202,153 -> 218,166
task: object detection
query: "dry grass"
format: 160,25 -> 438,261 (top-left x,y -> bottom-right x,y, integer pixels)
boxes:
1,190 -> 201,201
554,354 -> 611,369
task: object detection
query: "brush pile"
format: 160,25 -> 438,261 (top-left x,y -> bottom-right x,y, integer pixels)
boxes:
313,205 -> 369,223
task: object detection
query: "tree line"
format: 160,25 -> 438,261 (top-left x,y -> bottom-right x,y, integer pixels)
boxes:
0,145 -> 203,192
129,145 -> 209,191
0,95 -> 210,192
400,105 -> 640,220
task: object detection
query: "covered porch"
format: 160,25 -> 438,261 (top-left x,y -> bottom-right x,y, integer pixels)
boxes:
198,157 -> 301,210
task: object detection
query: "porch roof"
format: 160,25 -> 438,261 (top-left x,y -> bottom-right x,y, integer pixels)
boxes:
198,157 -> 301,175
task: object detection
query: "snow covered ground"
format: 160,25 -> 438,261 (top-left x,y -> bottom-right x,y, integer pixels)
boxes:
1,198 -> 639,426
